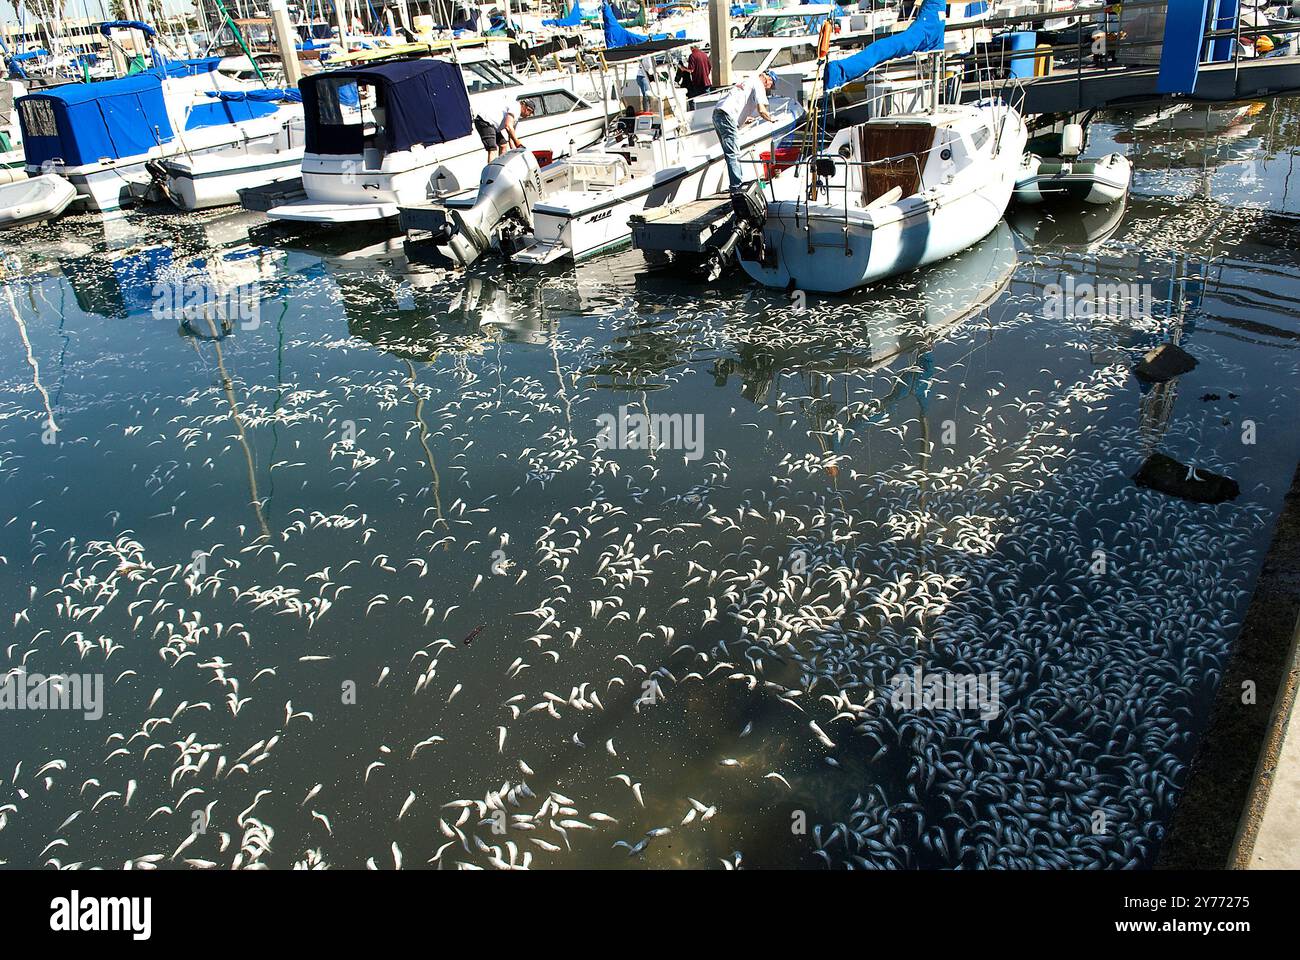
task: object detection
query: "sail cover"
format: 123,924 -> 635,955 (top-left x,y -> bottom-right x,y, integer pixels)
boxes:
824,0 -> 945,91
300,59 -> 472,155
602,1 -> 647,48
544,0 -> 583,27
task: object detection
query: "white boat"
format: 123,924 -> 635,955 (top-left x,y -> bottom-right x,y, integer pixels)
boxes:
1014,152 -> 1131,204
431,94 -> 803,266
159,112 -> 306,210
0,81 -> 29,180
15,59 -> 301,213
737,0 -> 1027,293
0,173 -> 77,227
265,57 -> 614,224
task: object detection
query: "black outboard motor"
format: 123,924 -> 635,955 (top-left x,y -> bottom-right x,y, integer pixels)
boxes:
730,179 -> 769,271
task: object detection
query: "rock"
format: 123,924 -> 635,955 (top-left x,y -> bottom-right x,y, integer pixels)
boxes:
1134,343 -> 1197,382
1132,453 -> 1240,504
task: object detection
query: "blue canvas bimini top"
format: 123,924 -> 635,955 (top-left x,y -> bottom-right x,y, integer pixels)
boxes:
300,59 -> 472,156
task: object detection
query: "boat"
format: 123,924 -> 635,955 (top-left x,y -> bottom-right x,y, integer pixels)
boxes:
15,57 -> 302,213
736,0 -> 1027,294
1014,151 -> 1131,204
425,63 -> 803,266
157,94 -> 306,210
0,173 -> 77,227
264,57 -> 613,225
1014,121 -> 1131,204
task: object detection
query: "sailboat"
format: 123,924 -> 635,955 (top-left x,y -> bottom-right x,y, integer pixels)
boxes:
736,0 -> 1027,294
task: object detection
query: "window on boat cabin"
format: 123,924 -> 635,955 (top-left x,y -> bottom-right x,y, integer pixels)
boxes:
731,50 -> 772,72
316,78 -> 368,128
531,90 -> 582,118
770,44 -> 816,68
970,124 -> 992,152
461,61 -> 515,94
19,99 -> 58,138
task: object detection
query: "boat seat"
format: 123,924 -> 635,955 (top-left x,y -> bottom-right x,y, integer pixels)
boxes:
859,122 -> 933,205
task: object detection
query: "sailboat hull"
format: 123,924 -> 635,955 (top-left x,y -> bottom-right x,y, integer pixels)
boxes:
740,103 -> 1026,294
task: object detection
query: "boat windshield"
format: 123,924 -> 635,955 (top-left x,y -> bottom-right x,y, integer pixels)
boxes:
460,60 -> 520,93
731,50 -> 772,72
740,14 -> 823,38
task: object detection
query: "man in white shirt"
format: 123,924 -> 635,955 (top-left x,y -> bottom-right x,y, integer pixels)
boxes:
712,70 -> 775,190
473,95 -> 536,161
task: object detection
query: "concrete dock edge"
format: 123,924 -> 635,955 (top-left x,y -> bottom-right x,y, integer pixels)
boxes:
1157,460 -> 1300,869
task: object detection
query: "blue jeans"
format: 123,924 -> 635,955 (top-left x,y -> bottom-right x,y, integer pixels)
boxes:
637,75 -> 650,102
712,110 -> 743,190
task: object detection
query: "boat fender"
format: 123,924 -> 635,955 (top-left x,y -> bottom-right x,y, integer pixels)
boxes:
1059,123 -> 1083,158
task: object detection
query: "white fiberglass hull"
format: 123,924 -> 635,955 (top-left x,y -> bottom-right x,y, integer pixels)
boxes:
513,109 -> 803,265
741,109 -> 1026,293
162,148 -> 305,210
32,109 -> 300,213
269,113 -> 609,225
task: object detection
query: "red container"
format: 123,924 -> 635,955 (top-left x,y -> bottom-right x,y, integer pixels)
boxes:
531,149 -> 554,167
761,146 -> 800,179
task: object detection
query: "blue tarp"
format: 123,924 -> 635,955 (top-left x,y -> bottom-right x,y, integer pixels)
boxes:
602,1 -> 647,47
300,59 -> 471,155
544,0 -> 583,27
206,88 -> 304,103
99,20 -> 157,38
17,71 -> 174,167
824,0 -> 944,90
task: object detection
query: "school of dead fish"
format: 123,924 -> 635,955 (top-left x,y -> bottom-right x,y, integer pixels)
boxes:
0,183 -> 1295,870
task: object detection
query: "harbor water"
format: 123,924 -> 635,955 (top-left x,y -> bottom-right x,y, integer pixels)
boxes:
1,98 -> 1299,870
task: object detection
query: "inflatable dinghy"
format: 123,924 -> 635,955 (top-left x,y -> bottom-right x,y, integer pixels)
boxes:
0,174 -> 77,228
1014,152 -> 1132,205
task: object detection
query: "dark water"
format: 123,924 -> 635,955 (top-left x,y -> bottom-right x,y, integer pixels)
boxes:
1,98 -> 1298,870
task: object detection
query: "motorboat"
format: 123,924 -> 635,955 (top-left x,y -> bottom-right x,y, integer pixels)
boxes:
427,78 -> 803,266
264,57 -> 614,224
15,58 -> 301,213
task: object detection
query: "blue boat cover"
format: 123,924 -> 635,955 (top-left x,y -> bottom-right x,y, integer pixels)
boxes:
99,20 -> 157,38
544,0 -> 583,27
300,59 -> 471,155
824,0 -> 944,90
602,1 -> 647,47
185,96 -> 283,130
206,87 -> 304,103
17,72 -> 174,167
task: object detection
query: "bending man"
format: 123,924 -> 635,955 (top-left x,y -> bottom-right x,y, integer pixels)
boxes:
711,71 -> 775,192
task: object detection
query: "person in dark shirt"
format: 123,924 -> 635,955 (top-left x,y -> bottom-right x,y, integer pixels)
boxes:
682,44 -> 712,101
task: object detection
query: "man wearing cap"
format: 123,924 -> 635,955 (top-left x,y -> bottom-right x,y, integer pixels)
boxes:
474,95 -> 536,162
712,71 -> 776,191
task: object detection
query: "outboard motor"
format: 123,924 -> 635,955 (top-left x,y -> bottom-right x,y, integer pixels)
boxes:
731,179 -> 771,271
437,149 -> 544,267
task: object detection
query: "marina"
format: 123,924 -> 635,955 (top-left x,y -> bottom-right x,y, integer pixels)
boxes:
0,0 -> 1299,893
